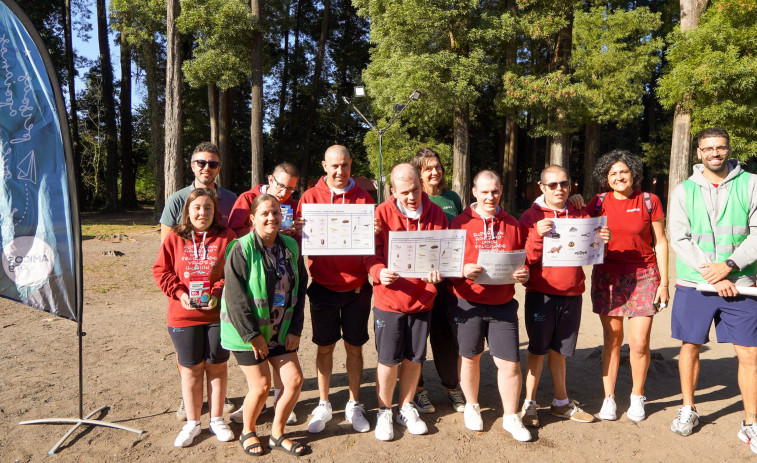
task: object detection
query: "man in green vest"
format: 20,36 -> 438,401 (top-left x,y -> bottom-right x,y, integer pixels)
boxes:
668,127 -> 757,455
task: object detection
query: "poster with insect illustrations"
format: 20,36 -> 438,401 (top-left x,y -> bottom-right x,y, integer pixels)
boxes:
301,203 -> 376,255
388,229 -> 466,278
542,216 -> 607,267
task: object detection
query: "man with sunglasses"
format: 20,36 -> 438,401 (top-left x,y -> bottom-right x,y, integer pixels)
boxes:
668,127 -> 757,453
160,142 -> 237,243
227,162 -> 299,237
518,165 -> 610,428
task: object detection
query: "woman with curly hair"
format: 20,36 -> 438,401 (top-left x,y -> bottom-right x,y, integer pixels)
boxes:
579,150 -> 669,423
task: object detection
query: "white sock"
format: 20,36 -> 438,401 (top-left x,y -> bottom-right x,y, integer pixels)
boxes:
210,416 -> 223,423
524,400 -> 536,406
553,397 -> 570,407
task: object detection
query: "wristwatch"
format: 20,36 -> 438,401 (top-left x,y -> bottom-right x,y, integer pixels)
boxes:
725,259 -> 739,271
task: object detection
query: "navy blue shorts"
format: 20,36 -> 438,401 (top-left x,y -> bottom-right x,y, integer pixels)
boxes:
373,307 -> 431,365
232,345 -> 297,366
168,323 -> 230,367
671,285 -> 757,346
524,292 -> 582,357
448,297 -> 520,362
308,280 -> 373,347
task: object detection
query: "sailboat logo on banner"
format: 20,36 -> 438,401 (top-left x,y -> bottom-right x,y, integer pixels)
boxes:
17,150 -> 36,184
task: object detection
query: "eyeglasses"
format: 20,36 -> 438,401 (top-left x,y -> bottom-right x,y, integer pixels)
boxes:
272,176 -> 296,192
698,146 -> 729,155
540,180 -> 570,190
193,159 -> 220,169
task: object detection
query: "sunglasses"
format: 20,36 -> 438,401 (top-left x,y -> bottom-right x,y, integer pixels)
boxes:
540,180 -> 570,190
193,159 -> 220,169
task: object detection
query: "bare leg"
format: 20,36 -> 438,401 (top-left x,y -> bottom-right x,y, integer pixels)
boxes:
315,344 -> 336,402
460,354 -> 482,404
237,362 -> 271,454
733,345 -> 757,424
345,342 -> 364,402
548,351 -> 567,401
398,360 -> 422,408
679,342 -> 701,407
205,361 -> 228,417
600,315 -> 624,397
493,357 -> 522,415
376,363 -> 399,408
628,316 -> 653,396
524,352 -> 545,402
179,362 -> 205,421
269,353 -> 304,444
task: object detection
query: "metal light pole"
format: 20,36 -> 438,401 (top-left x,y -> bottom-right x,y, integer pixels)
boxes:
343,86 -> 421,203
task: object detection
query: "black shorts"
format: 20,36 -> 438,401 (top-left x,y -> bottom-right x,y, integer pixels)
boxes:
168,323 -> 229,367
524,292 -> 582,357
373,307 -> 431,365
449,297 -> 520,362
308,280 -> 372,346
232,344 -> 298,366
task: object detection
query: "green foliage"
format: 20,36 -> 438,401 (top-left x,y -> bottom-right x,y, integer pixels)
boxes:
658,0 -> 757,158
177,0 -> 258,89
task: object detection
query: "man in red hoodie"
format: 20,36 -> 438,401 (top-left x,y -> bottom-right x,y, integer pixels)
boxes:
365,163 -> 448,441
449,170 -> 531,441
226,162 -> 299,238
519,165 -> 610,427
296,145 -> 375,435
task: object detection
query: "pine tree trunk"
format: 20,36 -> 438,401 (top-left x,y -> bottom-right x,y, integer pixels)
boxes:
278,1 -> 291,119
165,0 -> 183,198
63,0 -> 81,200
145,40 -> 165,219
549,132 -> 571,171
583,122 -> 599,198
219,89 -> 231,189
208,83 -> 219,146
299,0 -> 330,193
97,0 -> 120,211
120,35 -> 138,208
250,0 -> 264,186
501,117 -> 517,212
452,102 -> 471,206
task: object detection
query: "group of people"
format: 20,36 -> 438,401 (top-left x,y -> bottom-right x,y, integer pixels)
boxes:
151,126 -> 757,457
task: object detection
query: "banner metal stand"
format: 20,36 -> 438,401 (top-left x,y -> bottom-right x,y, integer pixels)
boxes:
3,0 -> 146,453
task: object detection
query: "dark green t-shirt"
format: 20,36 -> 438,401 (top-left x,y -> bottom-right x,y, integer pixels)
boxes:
428,189 -> 463,223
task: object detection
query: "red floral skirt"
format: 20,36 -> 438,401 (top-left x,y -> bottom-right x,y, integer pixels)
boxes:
591,266 -> 660,317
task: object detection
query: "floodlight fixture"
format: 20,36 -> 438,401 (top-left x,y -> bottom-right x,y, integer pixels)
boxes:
354,85 -> 366,98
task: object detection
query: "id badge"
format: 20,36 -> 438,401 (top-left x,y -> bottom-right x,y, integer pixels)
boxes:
281,205 -> 294,228
189,275 -> 211,308
272,292 -> 286,307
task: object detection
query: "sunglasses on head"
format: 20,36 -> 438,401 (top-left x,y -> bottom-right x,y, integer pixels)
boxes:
194,159 -> 220,169
540,180 -> 570,190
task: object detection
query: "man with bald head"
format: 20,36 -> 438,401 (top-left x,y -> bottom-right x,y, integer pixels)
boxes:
296,145 -> 375,435
364,163 -> 449,441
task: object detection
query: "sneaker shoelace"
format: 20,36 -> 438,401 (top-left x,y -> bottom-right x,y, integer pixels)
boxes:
678,407 -> 693,423
416,392 -> 432,408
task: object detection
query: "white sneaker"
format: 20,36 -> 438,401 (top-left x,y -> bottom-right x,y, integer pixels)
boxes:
345,400 -> 370,433
222,398 -> 235,415
738,422 -> 757,455
670,405 -> 699,437
287,409 -> 297,425
375,408 -> 394,441
502,413 -> 531,442
308,401 -> 333,433
396,403 -> 428,435
464,403 -> 483,431
627,394 -> 646,422
174,420 -> 201,447
229,406 -> 244,424
209,417 -> 234,442
598,396 -> 617,421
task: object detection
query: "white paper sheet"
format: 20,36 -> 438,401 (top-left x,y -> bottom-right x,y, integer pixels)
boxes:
475,250 -> 527,285
387,229 -> 466,278
301,203 -> 376,256
542,216 -> 607,267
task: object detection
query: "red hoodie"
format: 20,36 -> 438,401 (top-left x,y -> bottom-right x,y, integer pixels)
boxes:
450,204 -> 525,305
365,193 -> 449,313
227,184 -> 298,237
297,177 -> 375,291
520,196 -> 588,296
153,228 -> 237,327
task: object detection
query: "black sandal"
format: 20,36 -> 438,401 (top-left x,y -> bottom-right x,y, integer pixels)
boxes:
268,434 -> 310,456
239,431 -> 264,456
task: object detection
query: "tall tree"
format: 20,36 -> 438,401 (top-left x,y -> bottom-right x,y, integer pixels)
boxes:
120,34 -> 138,208
250,0 -> 264,186
96,0 -> 120,211
165,0 -> 183,198
63,0 -> 82,199
664,0 -> 709,211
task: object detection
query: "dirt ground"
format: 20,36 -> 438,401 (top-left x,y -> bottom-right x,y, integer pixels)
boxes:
0,209 -> 754,462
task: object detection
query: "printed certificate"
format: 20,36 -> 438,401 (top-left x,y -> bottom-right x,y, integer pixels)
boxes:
388,229 -> 466,278
476,250 -> 527,285
301,203 -> 375,256
542,216 -> 607,267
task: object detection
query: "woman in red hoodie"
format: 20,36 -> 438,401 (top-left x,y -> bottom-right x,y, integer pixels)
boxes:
153,188 -> 237,448
449,170 -> 531,442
